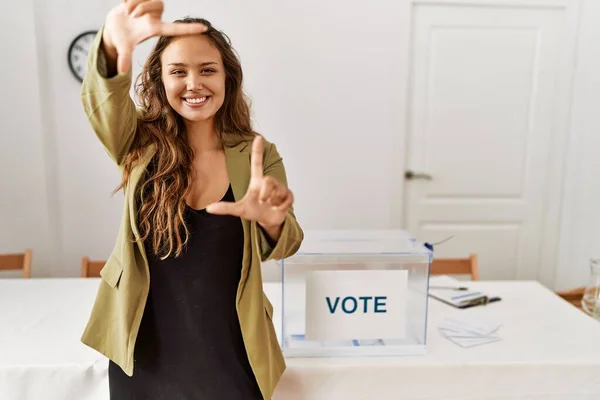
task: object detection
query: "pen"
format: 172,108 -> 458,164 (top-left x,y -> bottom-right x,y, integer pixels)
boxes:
429,285 -> 469,291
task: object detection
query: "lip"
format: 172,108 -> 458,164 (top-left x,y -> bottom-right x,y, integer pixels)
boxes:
182,96 -> 211,109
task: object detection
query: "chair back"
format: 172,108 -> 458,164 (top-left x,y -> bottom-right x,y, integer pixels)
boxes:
430,254 -> 480,280
0,249 -> 32,278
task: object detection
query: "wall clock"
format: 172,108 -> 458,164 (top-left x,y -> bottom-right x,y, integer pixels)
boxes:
68,30 -> 98,82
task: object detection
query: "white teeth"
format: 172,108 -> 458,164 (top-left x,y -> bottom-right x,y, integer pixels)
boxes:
184,97 -> 207,104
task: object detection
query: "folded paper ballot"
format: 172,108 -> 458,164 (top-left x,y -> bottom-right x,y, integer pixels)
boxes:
439,316 -> 502,348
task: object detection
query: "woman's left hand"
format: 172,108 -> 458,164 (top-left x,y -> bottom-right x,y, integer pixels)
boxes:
206,136 -> 294,233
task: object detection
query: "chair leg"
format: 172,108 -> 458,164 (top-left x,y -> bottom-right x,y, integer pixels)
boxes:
81,257 -> 89,278
470,254 -> 480,281
22,249 -> 32,279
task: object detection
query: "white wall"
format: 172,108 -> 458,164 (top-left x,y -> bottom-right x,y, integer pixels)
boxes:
554,0 -> 600,290
33,0 -> 124,276
0,0 -> 598,288
0,0 -> 55,277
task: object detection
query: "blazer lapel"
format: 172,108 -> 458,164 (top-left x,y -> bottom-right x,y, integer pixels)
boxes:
225,141 -> 254,302
224,141 -> 251,201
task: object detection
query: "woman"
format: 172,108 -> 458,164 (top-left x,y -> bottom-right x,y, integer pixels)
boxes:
80,1 -> 303,399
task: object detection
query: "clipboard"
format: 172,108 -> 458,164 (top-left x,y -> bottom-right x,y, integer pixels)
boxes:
428,275 -> 501,309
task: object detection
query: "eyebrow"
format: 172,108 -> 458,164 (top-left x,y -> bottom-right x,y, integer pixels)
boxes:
167,62 -> 218,67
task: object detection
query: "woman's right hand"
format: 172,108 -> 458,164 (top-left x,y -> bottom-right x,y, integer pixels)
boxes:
102,0 -> 208,75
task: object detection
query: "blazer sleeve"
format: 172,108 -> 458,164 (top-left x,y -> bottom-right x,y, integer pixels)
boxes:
251,141 -> 304,261
80,28 -> 138,166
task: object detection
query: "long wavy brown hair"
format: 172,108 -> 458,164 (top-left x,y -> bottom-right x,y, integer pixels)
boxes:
115,17 -> 256,259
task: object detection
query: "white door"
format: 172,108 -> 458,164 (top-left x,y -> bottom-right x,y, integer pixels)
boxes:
403,0 -> 573,280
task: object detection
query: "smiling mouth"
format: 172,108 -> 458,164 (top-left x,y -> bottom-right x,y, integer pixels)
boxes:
182,96 -> 210,106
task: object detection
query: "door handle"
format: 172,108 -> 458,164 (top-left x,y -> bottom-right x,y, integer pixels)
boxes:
405,170 -> 433,181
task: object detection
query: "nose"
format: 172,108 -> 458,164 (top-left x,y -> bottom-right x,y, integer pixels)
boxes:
186,72 -> 203,91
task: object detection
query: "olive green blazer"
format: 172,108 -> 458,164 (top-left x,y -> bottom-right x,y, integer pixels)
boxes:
80,30 -> 303,400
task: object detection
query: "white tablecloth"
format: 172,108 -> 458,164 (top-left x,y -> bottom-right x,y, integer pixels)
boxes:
1,278 -> 599,400
0,279 -> 107,400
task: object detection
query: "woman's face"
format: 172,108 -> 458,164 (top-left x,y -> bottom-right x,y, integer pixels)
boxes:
161,35 -> 226,124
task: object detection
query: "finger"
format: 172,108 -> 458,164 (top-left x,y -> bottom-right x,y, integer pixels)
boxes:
205,201 -> 243,216
264,184 -> 285,206
249,136 -> 265,187
272,187 -> 288,206
259,176 -> 277,205
270,187 -> 289,207
131,0 -> 163,18
274,190 -> 294,211
125,0 -> 147,14
158,22 -> 208,37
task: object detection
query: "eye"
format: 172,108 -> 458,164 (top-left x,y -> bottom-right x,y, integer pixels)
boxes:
170,70 -> 185,75
201,68 -> 217,74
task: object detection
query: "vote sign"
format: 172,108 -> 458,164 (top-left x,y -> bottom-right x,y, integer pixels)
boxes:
305,270 -> 408,341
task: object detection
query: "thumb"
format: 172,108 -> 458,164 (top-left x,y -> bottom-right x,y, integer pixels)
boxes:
117,48 -> 132,75
206,201 -> 243,216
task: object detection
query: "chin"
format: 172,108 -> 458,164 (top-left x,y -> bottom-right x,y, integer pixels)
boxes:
182,113 -> 215,123
172,106 -> 215,122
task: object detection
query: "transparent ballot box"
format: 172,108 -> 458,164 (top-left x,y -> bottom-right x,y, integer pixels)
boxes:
276,230 -> 432,357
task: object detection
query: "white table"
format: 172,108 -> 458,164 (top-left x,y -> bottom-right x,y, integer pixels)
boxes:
1,279 -> 599,400
0,278 -> 108,400
269,280 -> 600,400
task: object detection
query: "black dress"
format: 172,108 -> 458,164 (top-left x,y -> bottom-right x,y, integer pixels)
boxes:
108,185 -> 263,400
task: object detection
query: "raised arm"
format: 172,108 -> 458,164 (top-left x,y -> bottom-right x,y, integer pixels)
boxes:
81,29 -> 137,166
80,1 -> 208,165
